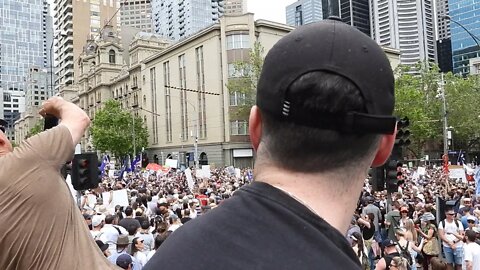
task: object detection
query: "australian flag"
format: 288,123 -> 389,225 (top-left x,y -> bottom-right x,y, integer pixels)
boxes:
99,155 -> 109,175
131,154 -> 141,172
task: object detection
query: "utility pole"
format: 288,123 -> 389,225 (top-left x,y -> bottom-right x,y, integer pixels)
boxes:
440,73 -> 448,155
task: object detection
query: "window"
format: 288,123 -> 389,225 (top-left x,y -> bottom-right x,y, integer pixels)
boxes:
164,61 -> 172,142
230,120 -> 248,135
226,34 -> 250,50
229,91 -> 246,106
295,5 -> 303,26
109,49 -> 116,64
178,54 -> 188,141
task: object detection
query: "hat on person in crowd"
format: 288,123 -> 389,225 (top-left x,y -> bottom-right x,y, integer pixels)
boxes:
467,216 -> 476,222
116,254 -> 133,270
95,240 -> 109,252
116,235 -> 130,246
400,206 -> 408,213
92,214 -> 105,227
256,17 -> 396,135
83,213 -> 92,220
420,212 -> 436,222
382,239 -> 396,248
366,196 -> 375,203
415,194 -> 425,202
97,205 -> 108,215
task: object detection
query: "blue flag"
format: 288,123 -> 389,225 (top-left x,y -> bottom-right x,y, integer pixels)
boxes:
99,155 -> 109,175
475,168 -> 480,196
117,158 -> 127,180
458,150 -> 466,165
131,154 -> 140,172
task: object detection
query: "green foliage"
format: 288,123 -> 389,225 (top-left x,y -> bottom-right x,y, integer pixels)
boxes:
91,100 -> 148,159
226,42 -> 264,119
394,62 -> 480,157
26,119 -> 44,139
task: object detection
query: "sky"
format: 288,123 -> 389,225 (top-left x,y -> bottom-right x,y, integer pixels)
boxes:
247,0 -> 293,24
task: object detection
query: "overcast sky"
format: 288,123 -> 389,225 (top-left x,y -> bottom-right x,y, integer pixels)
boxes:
247,0 -> 294,24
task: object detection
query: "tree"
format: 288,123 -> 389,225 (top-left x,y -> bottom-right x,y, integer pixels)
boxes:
226,42 -> 264,119
90,100 -> 148,160
26,119 -> 44,139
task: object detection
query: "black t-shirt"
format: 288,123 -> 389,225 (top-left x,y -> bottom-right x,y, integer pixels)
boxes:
362,221 -> 375,240
144,181 -> 361,270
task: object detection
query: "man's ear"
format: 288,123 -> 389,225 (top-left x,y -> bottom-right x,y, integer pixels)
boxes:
248,106 -> 262,151
371,125 -> 397,167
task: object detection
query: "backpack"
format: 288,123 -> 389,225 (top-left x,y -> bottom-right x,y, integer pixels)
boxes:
440,219 -> 461,230
396,241 -> 413,266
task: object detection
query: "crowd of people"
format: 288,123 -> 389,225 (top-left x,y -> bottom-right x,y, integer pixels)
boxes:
351,165 -> 480,270
80,167 -> 252,269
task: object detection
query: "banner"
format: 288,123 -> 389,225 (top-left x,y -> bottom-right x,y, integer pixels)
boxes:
449,165 -> 467,183
165,159 -> 178,169
417,167 -> 426,176
235,168 -> 241,179
111,189 -> 129,207
185,168 -> 194,191
201,165 -> 211,179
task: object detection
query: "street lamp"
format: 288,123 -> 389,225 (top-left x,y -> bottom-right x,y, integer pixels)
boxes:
441,15 -> 480,49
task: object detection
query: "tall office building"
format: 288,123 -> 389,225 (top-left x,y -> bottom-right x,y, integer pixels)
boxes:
340,0 -> 370,36
224,0 -> 246,15
120,0 -> 153,31
54,0 -> 119,91
152,0 -> 226,41
0,0 -> 52,139
370,0 -> 436,69
449,0 -> 480,75
286,0 -> 337,26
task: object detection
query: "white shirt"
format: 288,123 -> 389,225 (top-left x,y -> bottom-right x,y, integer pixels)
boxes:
439,219 -> 464,248
146,249 -> 156,262
134,251 -> 148,267
464,242 -> 480,270
100,224 -> 128,253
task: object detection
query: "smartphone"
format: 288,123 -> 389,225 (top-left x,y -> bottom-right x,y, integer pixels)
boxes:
43,114 -> 58,130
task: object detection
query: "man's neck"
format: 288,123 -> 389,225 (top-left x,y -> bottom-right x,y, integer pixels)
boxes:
255,164 -> 366,234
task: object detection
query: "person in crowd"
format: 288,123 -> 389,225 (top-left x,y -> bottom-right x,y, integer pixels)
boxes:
376,239 -> 402,270
389,257 -> 410,270
385,201 -> 402,241
464,229 -> 480,270
395,228 -> 422,270
116,254 -> 133,270
96,240 -> 111,257
130,237 -> 147,268
0,97 -> 120,269
91,214 -> 105,240
119,207 -> 141,233
145,17 -> 397,270
146,232 -> 172,262
351,232 -> 369,269
108,235 -> 140,270
135,220 -> 154,255
439,208 -> 465,270
358,213 -> 377,270
101,214 -> 128,253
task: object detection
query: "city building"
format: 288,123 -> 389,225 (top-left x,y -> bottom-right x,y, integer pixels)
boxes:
0,0 -> 52,140
13,66 -> 51,143
151,0 -> 226,41
286,0 -> 334,26
470,57 -> 480,75
120,0 -> 153,31
449,0 -> 480,75
340,0 -> 370,36
69,13 -> 400,168
224,0 -> 246,15
285,0 -> 370,37
54,0 -> 119,92
370,0 -> 436,70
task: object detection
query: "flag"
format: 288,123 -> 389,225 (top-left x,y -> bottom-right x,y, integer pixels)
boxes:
117,158 -> 127,180
125,155 -> 132,173
99,155 -> 109,175
131,154 -> 141,172
475,167 -> 480,196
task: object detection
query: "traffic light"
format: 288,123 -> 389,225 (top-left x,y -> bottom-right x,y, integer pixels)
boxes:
395,117 -> 411,147
71,152 -> 100,190
368,167 -> 385,192
385,159 -> 402,193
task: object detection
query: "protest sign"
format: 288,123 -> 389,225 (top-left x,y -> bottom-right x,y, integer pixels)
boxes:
165,159 -> 178,169
417,167 -> 426,176
235,168 -> 241,179
202,165 -> 211,178
111,189 -> 129,207
449,165 -> 467,183
87,194 -> 97,209
185,168 -> 194,191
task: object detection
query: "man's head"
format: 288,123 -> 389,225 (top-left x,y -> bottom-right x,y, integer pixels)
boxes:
382,239 -> 397,254
0,119 -> 13,155
466,229 -> 477,243
445,209 -> 456,221
116,253 -> 133,270
252,18 -> 396,176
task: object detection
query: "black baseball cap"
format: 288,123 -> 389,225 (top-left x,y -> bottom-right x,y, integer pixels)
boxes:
256,17 -> 396,134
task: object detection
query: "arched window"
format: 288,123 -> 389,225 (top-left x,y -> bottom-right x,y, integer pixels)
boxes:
109,49 -> 116,64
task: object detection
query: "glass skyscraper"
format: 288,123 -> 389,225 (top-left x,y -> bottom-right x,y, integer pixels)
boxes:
0,0 -> 51,139
449,0 -> 480,75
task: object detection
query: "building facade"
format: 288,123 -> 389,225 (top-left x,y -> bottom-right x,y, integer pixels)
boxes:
370,0 -> 436,70
340,0 -> 370,36
0,0 -> 52,139
449,0 -> 480,75
224,0 -> 246,15
54,0 -> 119,92
286,0 -> 332,26
152,0 -> 226,41
120,0 -> 153,31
